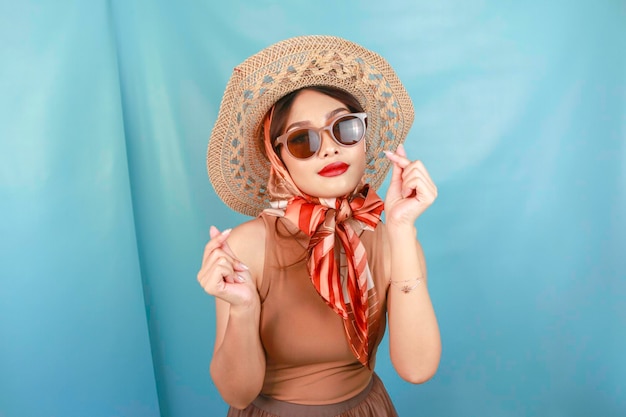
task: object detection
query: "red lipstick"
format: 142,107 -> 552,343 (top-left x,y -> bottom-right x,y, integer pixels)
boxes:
318,162 -> 349,177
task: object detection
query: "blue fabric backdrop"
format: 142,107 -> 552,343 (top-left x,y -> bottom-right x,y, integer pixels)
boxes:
1,1 -> 624,416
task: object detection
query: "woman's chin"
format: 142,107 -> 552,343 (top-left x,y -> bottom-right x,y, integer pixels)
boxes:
304,182 -> 361,199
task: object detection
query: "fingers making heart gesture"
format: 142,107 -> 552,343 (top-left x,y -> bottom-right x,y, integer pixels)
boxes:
197,226 -> 259,308
383,144 -> 438,227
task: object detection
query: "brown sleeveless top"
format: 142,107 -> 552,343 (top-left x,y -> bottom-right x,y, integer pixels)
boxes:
257,213 -> 389,405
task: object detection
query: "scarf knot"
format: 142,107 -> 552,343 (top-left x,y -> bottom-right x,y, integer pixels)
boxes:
336,199 -> 353,223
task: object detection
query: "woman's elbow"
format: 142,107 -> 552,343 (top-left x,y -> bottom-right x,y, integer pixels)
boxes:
397,364 -> 439,384
212,382 -> 260,410
392,353 -> 441,384
226,398 -> 255,411
209,364 -> 262,409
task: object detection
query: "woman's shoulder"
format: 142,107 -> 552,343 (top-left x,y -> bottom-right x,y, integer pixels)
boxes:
228,216 -> 267,253
227,217 -> 267,283
232,216 -> 266,237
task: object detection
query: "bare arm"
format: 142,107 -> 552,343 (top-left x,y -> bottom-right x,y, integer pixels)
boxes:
385,224 -> 441,383
197,219 -> 266,409
383,145 -> 442,383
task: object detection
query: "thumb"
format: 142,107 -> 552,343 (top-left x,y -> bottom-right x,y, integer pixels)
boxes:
221,238 -> 237,259
396,143 -> 408,158
209,225 -> 221,239
209,226 -> 238,259
218,234 -> 248,273
390,159 -> 403,188
385,152 -> 404,192
207,225 -> 246,271
209,225 -> 233,246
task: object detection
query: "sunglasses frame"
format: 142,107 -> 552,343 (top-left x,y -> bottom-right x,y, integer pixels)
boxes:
274,112 -> 368,160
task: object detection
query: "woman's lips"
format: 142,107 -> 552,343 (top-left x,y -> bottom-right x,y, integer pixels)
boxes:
318,162 -> 349,177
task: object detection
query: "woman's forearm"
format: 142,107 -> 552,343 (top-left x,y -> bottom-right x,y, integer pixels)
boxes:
386,224 -> 441,384
210,304 -> 266,409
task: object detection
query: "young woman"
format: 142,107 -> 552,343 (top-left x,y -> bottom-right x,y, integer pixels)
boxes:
198,35 -> 441,417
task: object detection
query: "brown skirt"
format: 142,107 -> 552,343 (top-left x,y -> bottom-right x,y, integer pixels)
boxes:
226,373 -> 398,417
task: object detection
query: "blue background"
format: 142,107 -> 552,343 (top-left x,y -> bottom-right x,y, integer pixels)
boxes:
1,1 -> 624,416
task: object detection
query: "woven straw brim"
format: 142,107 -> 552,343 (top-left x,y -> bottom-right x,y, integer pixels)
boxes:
207,35 -> 414,217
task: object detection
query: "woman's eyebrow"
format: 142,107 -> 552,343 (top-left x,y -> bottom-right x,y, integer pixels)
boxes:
285,107 -> 350,131
325,107 -> 350,120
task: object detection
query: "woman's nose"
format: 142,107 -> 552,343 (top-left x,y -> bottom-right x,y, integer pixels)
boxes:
318,130 -> 339,157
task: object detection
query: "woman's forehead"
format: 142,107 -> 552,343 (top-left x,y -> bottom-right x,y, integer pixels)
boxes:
285,90 -> 348,124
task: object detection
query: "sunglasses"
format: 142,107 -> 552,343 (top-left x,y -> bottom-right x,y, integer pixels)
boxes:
274,112 -> 367,160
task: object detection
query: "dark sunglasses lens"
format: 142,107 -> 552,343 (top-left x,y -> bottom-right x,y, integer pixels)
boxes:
286,130 -> 319,159
332,115 -> 365,145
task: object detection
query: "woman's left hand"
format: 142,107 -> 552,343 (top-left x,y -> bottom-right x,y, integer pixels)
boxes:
383,144 -> 438,227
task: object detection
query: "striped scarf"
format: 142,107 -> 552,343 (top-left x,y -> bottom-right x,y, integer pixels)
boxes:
282,188 -> 384,367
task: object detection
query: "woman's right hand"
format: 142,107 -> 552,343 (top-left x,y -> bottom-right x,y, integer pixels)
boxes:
197,226 -> 259,308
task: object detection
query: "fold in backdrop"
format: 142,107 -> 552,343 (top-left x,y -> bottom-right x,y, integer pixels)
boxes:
1,1 -> 625,416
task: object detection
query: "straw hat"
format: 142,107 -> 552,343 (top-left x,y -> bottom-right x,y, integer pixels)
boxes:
207,35 -> 414,217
